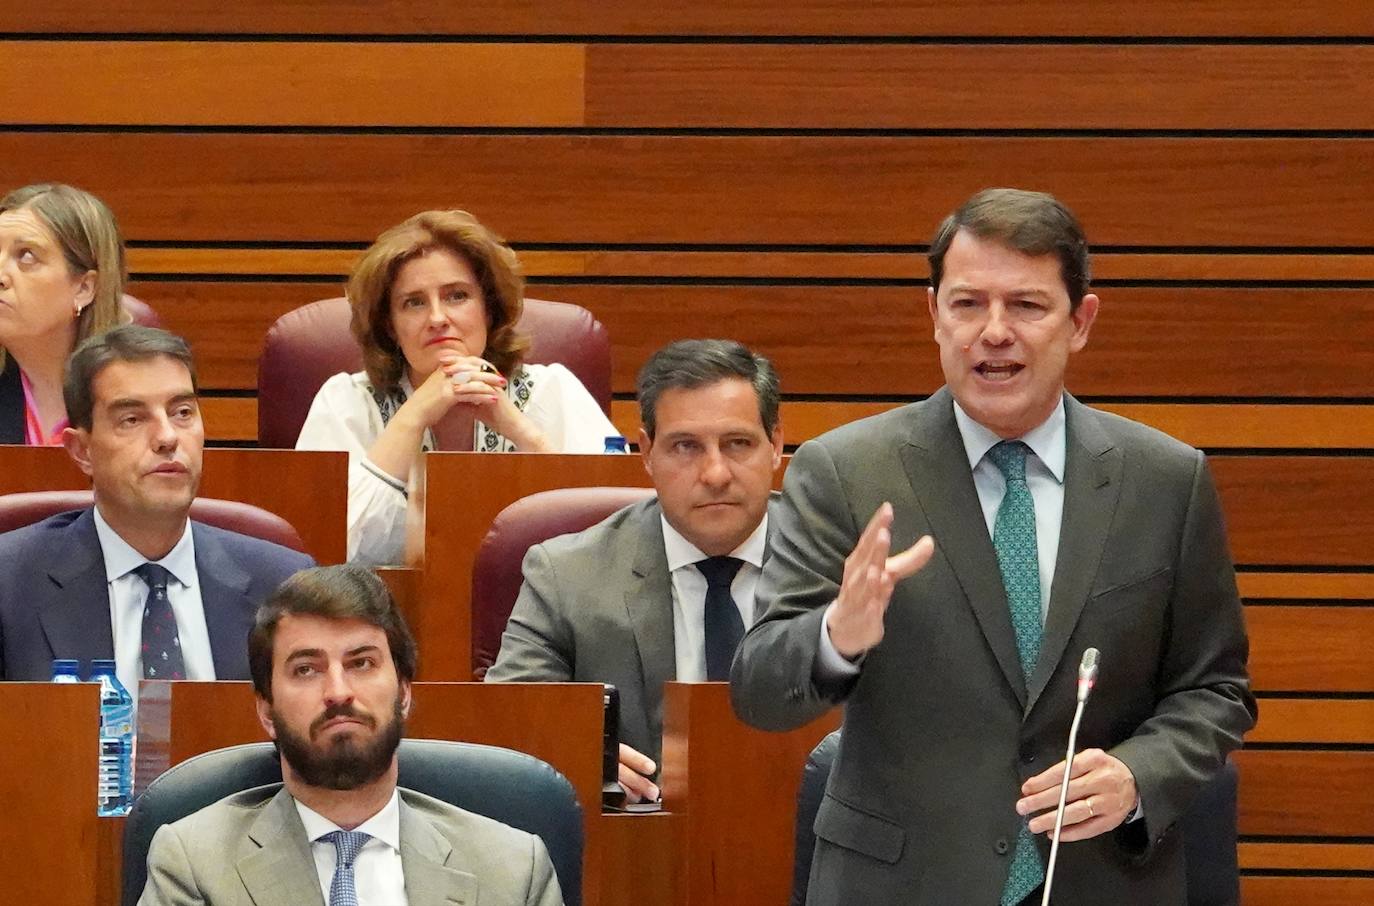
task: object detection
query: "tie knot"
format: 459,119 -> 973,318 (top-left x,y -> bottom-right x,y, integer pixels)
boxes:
321,829 -> 371,868
695,556 -> 744,589
987,441 -> 1031,482
134,562 -> 172,592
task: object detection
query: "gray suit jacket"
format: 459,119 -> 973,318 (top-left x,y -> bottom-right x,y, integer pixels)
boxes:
731,390 -> 1256,906
138,784 -> 563,906
486,495 -> 779,768
0,508 -> 313,681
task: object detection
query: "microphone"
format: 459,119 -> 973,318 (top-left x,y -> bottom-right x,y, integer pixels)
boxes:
1041,648 -> 1102,906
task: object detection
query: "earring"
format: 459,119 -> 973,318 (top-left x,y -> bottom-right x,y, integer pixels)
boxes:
74,303 -> 85,320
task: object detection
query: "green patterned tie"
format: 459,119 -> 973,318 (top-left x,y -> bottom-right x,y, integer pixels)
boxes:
987,440 -> 1045,906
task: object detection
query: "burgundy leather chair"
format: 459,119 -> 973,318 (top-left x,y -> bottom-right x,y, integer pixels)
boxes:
0,490 -> 306,553
470,486 -> 654,679
122,294 -> 161,328
256,297 -> 612,449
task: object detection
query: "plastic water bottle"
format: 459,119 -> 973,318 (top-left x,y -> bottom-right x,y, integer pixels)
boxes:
604,435 -> 628,454
90,659 -> 134,816
51,658 -> 82,683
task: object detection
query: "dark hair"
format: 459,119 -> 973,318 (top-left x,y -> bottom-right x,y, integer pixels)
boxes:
347,209 -> 530,392
63,325 -> 198,431
636,339 -> 779,440
928,188 -> 1091,309
249,564 -> 418,701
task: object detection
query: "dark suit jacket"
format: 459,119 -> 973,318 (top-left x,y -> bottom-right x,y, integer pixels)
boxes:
731,390 -> 1256,905
0,356 -> 25,444
486,495 -> 780,768
0,508 -> 314,680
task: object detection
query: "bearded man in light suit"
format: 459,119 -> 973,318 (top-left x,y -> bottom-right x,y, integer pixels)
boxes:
731,188 -> 1255,905
139,565 -> 562,906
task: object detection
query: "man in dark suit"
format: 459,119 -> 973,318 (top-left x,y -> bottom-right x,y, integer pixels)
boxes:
487,339 -> 784,801
0,325 -> 312,685
731,189 -> 1256,905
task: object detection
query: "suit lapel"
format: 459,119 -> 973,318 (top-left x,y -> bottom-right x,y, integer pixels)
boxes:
192,523 -> 256,679
237,789 -> 327,906
398,795 -> 478,906
900,391 -> 1027,707
1026,397 -> 1123,714
626,503 -> 677,697
37,509 -> 116,664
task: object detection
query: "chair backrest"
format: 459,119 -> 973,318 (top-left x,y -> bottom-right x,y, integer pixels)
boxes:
789,731 -> 1240,906
121,739 -> 584,906
470,486 -> 655,679
122,293 -> 161,328
256,296 -> 612,449
0,491 -> 306,553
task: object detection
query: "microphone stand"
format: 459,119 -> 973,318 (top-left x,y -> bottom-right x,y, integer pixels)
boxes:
1041,648 -> 1099,906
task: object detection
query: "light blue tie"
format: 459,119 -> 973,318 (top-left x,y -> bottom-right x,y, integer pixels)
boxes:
987,440 -> 1045,906
321,830 -> 371,906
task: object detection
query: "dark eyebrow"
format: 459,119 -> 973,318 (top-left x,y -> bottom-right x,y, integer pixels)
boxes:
284,648 -> 325,664
345,644 -> 383,659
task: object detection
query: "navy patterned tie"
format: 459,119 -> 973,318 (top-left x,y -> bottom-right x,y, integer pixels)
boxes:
136,563 -> 185,681
987,441 -> 1046,906
322,830 -> 371,906
696,556 -> 746,681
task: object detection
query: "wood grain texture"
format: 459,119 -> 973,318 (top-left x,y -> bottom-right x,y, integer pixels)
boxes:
8,1 -> 1374,36
588,44 -> 1374,129
1247,606 -> 1374,693
11,134 -> 1374,246
1249,699 -> 1374,744
132,279 -> 1374,399
1212,457 -> 1374,567
1240,877 -> 1374,905
1238,572 -> 1374,600
129,246 -> 1374,282
1240,842 -> 1374,871
1236,750 -> 1374,836
0,41 -> 585,126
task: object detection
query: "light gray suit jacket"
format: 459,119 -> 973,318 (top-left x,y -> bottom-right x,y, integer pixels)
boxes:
137,785 -> 563,906
731,389 -> 1256,906
486,495 -> 779,769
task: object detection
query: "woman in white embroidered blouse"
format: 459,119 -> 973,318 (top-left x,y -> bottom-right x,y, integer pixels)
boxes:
296,210 -> 618,565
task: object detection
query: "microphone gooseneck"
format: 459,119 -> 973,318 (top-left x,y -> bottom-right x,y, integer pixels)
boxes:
1041,648 -> 1102,906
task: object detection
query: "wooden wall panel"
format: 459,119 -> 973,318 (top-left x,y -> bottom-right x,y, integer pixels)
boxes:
1236,750 -> 1374,837
1241,877 -> 1374,906
1212,458 -> 1374,567
8,1 -> 1374,37
587,44 -> 1374,129
0,42 -> 585,127
9,133 -> 1374,245
1247,607 -> 1374,692
131,280 -> 1374,399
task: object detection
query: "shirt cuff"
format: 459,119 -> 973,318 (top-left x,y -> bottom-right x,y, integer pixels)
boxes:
1125,796 -> 1144,823
815,602 -> 864,680
360,458 -> 408,495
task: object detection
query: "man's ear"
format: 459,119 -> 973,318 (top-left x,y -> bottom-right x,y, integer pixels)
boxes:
255,694 -> 277,740
638,427 -> 654,478
769,422 -> 784,470
1069,293 -> 1100,353
61,426 -> 94,477
399,680 -> 413,718
928,286 -> 942,342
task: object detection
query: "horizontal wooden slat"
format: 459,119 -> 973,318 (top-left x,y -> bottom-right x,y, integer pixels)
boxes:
200,396 -> 256,442
9,1 -> 1374,37
128,247 -> 1374,282
610,400 -> 1374,450
1240,842 -> 1374,871
1240,877 -> 1374,906
1249,699 -> 1374,744
0,42 -> 585,127
1236,750 -> 1374,837
1247,607 -> 1374,692
587,44 -> 1374,129
1239,572 -> 1374,600
1213,458 -> 1374,567
11,134 -> 1374,246
131,280 -> 1374,399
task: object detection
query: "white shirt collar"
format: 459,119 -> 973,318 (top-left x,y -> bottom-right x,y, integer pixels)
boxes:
92,505 -> 196,587
951,395 -> 1067,483
296,787 -> 403,854
661,510 -> 768,573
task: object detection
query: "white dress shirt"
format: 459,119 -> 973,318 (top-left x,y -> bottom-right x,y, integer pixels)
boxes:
661,513 -> 768,682
94,507 -> 217,698
296,789 -> 408,906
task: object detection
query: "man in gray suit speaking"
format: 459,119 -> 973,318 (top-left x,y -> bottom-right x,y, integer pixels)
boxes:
731,189 -> 1255,905
487,339 -> 784,802
139,565 -> 562,906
